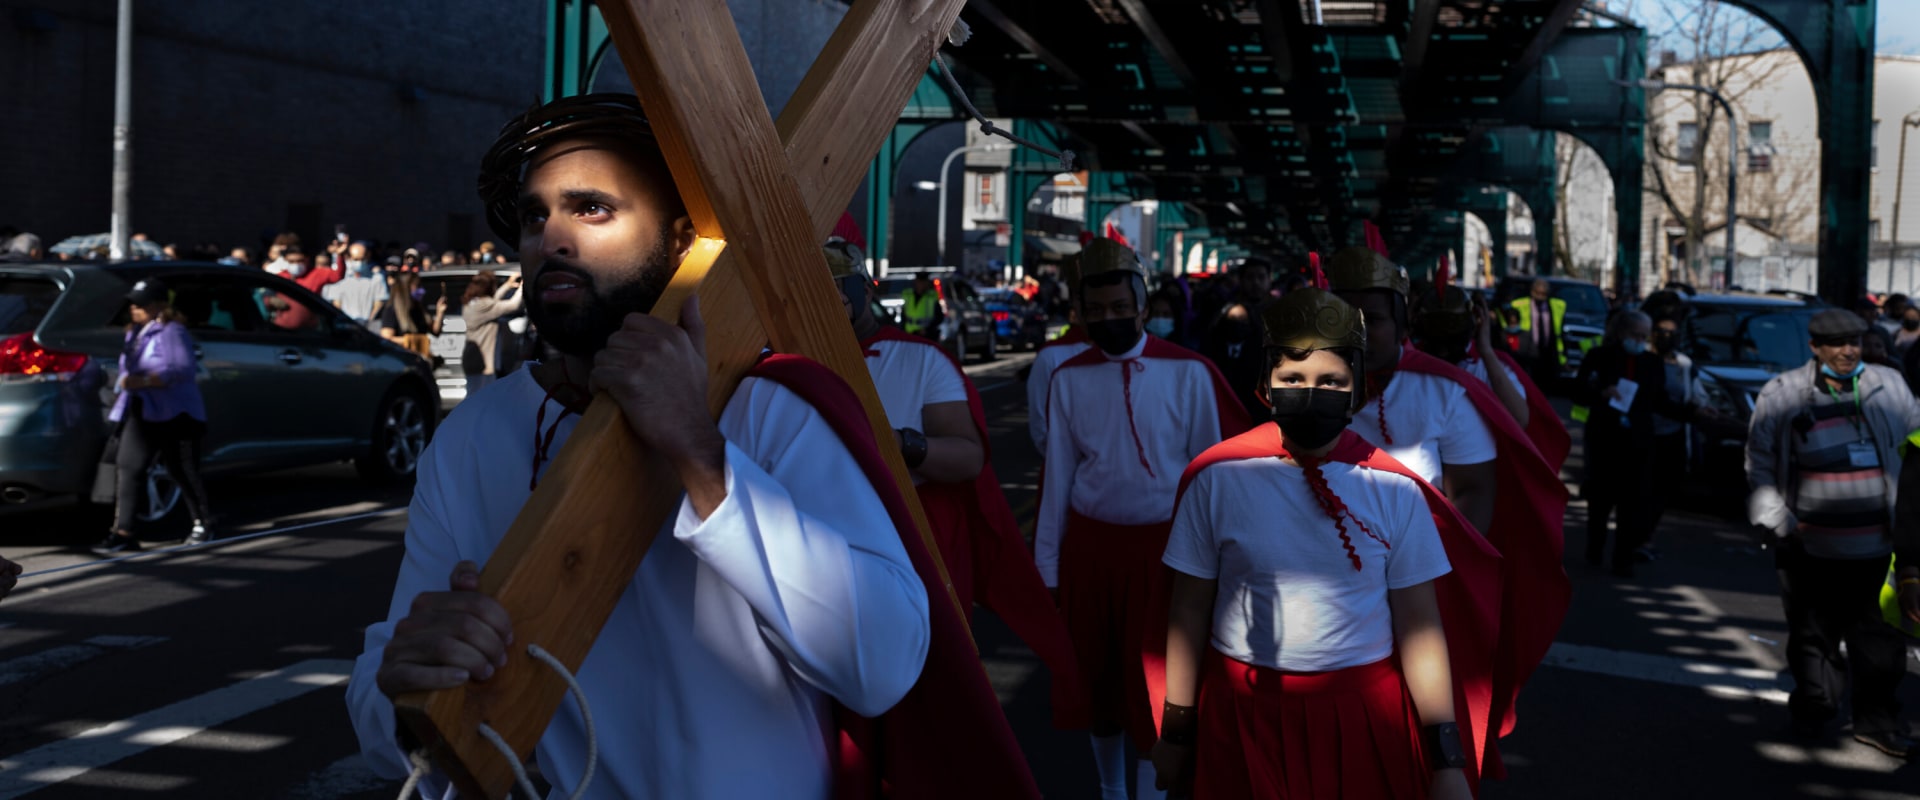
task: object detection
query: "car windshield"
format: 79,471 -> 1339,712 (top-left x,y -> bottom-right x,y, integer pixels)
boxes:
979,289 -> 1020,303
0,273 -> 61,335
875,278 -> 917,298
1689,307 -> 1815,371
1554,283 -> 1608,319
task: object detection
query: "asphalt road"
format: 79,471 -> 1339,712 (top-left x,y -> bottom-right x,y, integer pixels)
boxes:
2,352 -> 1915,798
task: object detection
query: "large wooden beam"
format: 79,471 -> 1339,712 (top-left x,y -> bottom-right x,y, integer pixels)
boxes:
392,2 -> 968,797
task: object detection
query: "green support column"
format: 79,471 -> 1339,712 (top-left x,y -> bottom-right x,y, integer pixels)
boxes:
1722,0 -> 1876,303
544,0 -> 609,101
1004,119 -> 1076,270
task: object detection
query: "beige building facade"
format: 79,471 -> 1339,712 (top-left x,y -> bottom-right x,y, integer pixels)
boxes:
1636,51 -> 1920,296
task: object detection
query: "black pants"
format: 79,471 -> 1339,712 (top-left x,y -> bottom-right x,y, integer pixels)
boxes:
1776,541 -> 1906,735
1583,427 -> 1652,569
1640,431 -> 1689,542
114,402 -> 210,532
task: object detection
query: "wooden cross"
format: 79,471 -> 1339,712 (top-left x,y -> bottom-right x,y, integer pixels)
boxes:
392,1 -> 972,796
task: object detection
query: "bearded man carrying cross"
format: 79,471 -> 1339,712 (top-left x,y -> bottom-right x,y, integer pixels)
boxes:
346,94 -> 1032,799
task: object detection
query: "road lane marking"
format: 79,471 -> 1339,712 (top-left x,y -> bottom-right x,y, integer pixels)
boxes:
15,508 -> 407,583
0,658 -> 353,798
1541,641 -> 1790,705
0,636 -> 168,688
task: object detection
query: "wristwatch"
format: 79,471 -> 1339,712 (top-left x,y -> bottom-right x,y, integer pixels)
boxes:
1423,722 -> 1467,770
899,427 -> 929,469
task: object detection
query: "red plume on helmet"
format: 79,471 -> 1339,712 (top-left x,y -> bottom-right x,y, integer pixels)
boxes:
1437,251 -> 1452,298
1363,220 -> 1389,259
1309,251 -> 1328,290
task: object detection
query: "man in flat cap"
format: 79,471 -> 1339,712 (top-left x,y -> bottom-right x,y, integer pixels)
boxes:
1748,308 -> 1920,758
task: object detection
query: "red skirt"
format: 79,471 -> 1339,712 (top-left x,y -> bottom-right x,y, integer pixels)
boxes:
1057,510 -> 1171,747
1194,649 -> 1430,800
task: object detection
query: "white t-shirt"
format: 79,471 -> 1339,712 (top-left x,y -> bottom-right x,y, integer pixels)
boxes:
347,369 -> 930,800
1034,335 -> 1226,585
865,337 -> 969,434
1163,452 -> 1452,672
1027,338 -> 1093,453
1349,369 -> 1497,485
322,271 -> 391,322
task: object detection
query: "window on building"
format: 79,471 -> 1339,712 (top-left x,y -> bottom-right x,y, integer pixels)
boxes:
1676,122 -> 1700,166
1747,122 -> 1773,172
1873,120 -> 1881,170
1871,220 -> 1882,241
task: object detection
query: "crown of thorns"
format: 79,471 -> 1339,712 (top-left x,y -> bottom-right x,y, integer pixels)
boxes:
478,93 -> 662,243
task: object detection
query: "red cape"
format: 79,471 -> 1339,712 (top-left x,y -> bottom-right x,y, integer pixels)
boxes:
1472,344 -> 1571,469
1053,336 -> 1255,444
748,355 -> 1041,800
1146,426 -> 1505,787
861,327 -> 1090,727
1396,347 -> 1571,756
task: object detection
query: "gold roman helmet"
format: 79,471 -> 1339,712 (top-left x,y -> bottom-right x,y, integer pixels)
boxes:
1325,246 -> 1409,297
1077,237 -> 1146,283
1412,283 -> 1475,339
822,238 -> 870,281
1262,287 -> 1367,352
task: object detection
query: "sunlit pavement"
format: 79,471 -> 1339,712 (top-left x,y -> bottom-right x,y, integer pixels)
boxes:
1,364 -> 1914,797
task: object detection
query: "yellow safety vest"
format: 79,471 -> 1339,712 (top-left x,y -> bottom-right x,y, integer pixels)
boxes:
902,290 -> 939,334
1510,296 -> 1569,366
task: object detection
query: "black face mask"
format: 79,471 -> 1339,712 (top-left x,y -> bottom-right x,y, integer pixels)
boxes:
1088,318 -> 1143,356
1651,331 -> 1678,352
1902,319 -> 1919,332
1268,387 -> 1353,451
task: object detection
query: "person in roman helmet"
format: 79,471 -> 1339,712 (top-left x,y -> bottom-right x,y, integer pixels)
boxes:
1327,245 -> 1570,764
1149,287 -> 1503,799
1035,237 -> 1250,800
1410,266 -> 1569,469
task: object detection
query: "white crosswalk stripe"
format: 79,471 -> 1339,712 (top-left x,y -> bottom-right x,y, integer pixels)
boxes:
0,636 -> 167,688
0,659 -> 352,799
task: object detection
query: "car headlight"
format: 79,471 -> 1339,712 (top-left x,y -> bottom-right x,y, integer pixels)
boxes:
1697,377 -> 1751,420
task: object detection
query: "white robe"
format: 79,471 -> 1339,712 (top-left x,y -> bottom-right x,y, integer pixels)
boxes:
1026,338 -> 1093,453
1034,335 -> 1226,586
346,369 -> 931,800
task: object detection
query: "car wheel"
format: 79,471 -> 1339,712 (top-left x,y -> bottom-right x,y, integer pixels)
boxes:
950,328 -> 969,365
356,385 -> 434,485
135,461 -> 183,524
982,328 -> 998,361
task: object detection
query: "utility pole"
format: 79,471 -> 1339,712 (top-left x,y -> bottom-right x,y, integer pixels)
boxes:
108,0 -> 134,261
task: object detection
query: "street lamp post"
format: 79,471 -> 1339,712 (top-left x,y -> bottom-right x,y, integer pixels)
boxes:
937,142 -> 1011,267
1628,78 -> 1739,290
108,0 -> 134,261
1891,113 -> 1920,292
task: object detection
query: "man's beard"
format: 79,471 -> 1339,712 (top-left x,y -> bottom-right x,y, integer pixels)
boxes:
526,238 -> 675,357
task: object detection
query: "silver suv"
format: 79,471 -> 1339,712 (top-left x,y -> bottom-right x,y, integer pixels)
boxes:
0,261 -> 437,522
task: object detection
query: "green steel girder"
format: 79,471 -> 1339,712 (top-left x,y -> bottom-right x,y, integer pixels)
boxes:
1718,0 -> 1876,303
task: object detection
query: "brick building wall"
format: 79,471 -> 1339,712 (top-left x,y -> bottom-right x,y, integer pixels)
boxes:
0,0 -> 542,256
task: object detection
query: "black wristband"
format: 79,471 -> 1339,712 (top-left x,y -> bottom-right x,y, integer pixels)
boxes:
1160,702 -> 1198,746
1422,722 -> 1467,770
899,428 -> 929,469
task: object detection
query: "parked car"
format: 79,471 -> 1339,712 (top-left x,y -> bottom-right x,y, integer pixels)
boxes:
874,272 -> 996,363
978,288 -> 1048,351
0,261 -> 438,522
418,266 -> 526,410
1495,275 -> 1609,374
1664,293 -> 1822,497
